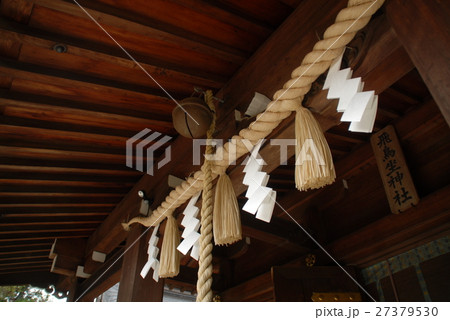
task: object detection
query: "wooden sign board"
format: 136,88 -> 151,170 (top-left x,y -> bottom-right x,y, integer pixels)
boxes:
371,125 -> 419,213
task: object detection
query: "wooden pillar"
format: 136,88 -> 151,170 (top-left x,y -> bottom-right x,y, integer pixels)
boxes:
117,225 -> 164,302
386,0 -> 450,125
66,276 -> 79,302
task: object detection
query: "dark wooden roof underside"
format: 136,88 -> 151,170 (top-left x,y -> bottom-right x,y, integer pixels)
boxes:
0,0 -> 449,298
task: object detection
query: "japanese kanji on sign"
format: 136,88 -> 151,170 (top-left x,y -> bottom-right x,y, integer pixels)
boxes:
371,125 -> 420,213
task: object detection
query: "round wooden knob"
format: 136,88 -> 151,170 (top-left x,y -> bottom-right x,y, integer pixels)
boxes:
172,97 -> 213,138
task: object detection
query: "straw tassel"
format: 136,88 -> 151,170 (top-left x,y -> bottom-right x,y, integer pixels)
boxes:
213,173 -> 242,246
294,107 -> 335,191
158,215 -> 180,278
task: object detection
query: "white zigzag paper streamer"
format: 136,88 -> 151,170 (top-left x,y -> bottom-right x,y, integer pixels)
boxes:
177,191 -> 201,260
242,140 -> 276,223
140,223 -> 160,282
324,52 -> 378,133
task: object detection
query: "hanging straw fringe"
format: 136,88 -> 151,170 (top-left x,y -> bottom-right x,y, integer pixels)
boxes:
159,215 -> 180,278
295,107 -> 336,191
213,173 -> 242,246
196,90 -> 216,302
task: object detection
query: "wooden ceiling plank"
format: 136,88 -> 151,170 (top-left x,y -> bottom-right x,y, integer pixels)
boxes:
277,0 -> 303,9
0,18 -> 227,87
27,1 -> 244,74
0,258 -> 52,267
0,221 -> 103,228
84,0 -> 271,53
0,232 -> 96,243
1,0 -> 247,64
0,146 -> 128,164
0,98 -> 173,134
0,241 -> 53,249
0,216 -> 106,227
0,250 -> 49,259
0,203 -> 114,216
386,0 -> 450,126
0,124 -> 132,151
0,227 -> 98,234
0,28 -> 223,95
0,192 -> 124,198
0,167 -> 139,183
0,254 -> 49,262
0,197 -> 121,205
1,213 -> 108,219
216,0 -> 291,27
0,65 -> 174,117
0,248 -> 50,256
0,234 -> 92,243
0,164 -> 141,178
0,179 -> 133,188
0,265 -> 51,273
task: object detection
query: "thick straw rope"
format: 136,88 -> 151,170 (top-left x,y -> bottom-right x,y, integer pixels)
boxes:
123,0 -> 385,231
196,91 -> 216,302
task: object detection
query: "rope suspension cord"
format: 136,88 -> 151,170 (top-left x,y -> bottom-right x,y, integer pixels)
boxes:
196,90 -> 216,302
122,0 -> 385,232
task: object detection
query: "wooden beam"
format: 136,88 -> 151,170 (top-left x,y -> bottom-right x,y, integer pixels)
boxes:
0,15 -> 226,87
0,178 -> 132,188
0,230 -> 95,242
0,258 -> 51,267
0,164 -> 140,177
216,0 -> 348,114
0,254 -> 48,262
1,0 -> 244,75
0,64 -> 174,118
50,254 -> 80,277
117,225 -> 164,301
0,193 -> 124,204
272,98 -> 442,227
0,26 -> 223,96
75,247 -> 124,302
50,238 -> 86,260
221,272 -> 274,302
0,246 -> 50,255
0,265 -> 52,274
73,0 -> 270,54
240,214 -> 309,253
386,0 -> 450,126
327,184 -> 450,267
0,146 -> 128,165
0,98 -> 173,134
0,205 -> 111,214
0,239 -> 53,248
0,214 -> 108,225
